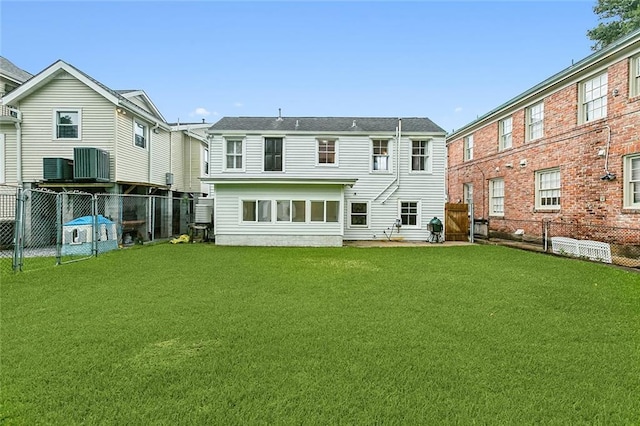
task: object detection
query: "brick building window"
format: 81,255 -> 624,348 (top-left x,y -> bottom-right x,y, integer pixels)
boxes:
489,178 -> 504,216
581,73 -> 608,123
624,154 -> 640,208
535,168 -> 561,209
463,183 -> 473,204
463,135 -> 474,161
631,55 -> 640,98
527,102 -> 544,141
499,117 -> 512,150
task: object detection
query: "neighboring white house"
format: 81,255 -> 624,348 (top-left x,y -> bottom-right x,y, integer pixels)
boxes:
169,121 -> 212,197
205,116 -> 447,246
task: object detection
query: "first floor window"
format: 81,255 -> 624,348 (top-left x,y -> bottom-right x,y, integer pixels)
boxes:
55,110 -> 80,139
276,200 -> 307,222
411,140 -> 430,171
489,178 -> 504,216
536,168 -> 561,209
632,55 -> 640,98
243,200 -> 271,222
464,135 -> 473,161
372,140 -> 389,171
400,201 -> 419,226
226,139 -> 243,170
350,202 -> 368,227
311,201 -> 339,222
134,120 -> 147,148
624,154 -> 640,208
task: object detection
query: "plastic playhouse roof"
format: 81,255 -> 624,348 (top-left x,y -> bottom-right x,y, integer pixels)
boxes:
64,215 -> 114,226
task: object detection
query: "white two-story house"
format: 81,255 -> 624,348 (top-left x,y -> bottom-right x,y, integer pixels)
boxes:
205,115 -> 447,246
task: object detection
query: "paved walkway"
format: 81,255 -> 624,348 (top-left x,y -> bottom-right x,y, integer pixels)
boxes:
344,240 -> 472,247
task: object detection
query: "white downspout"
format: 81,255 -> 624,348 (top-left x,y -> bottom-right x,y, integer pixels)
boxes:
374,122 -> 400,202
381,118 -> 402,204
150,122 -> 160,186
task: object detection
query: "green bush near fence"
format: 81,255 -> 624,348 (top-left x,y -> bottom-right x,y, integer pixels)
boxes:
1,244 -> 639,424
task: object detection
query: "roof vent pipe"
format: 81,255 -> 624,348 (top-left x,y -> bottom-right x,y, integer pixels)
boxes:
352,120 -> 357,128
277,108 -> 283,121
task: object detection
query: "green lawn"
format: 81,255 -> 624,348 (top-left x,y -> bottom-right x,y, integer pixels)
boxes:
1,244 -> 639,424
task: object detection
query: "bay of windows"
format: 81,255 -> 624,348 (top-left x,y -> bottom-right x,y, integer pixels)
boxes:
243,199 -> 338,223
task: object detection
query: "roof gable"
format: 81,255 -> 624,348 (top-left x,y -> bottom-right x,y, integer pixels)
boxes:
0,56 -> 33,84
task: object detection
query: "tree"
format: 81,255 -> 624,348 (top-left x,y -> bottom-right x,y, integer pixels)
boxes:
587,0 -> 640,50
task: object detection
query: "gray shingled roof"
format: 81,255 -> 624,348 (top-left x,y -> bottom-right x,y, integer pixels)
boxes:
210,117 -> 445,133
0,56 -> 33,83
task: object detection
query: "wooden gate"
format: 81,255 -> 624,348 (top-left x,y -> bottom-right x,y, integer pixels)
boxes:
445,203 -> 469,241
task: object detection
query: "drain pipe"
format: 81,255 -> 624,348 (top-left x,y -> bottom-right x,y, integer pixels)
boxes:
12,108 -> 23,187
381,118 -> 402,204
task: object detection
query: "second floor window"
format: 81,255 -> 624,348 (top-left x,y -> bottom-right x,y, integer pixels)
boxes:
411,140 -> 430,171
203,147 -> 209,175
499,117 -> 512,150
464,135 -> 473,161
134,121 -> 147,148
372,140 -> 389,171
317,139 -> 336,165
582,73 -> 608,122
55,110 -> 80,139
527,102 -> 544,141
226,140 -> 243,170
264,137 -> 283,171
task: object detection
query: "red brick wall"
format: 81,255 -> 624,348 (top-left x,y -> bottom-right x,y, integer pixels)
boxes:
447,55 -> 640,230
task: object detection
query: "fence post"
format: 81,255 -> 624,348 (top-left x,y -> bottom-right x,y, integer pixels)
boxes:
543,220 -> 548,252
12,188 -> 24,271
92,194 -> 98,257
469,202 -> 475,243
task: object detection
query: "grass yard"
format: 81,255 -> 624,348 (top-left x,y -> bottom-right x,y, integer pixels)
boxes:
1,244 -> 639,424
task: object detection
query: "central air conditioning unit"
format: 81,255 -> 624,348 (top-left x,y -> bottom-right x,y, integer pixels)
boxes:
195,199 -> 214,224
73,147 -> 110,182
43,158 -> 74,181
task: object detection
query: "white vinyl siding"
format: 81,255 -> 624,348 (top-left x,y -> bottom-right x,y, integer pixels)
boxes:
527,102 -> 544,141
624,154 -> 640,208
463,135 -> 473,161
535,168 -> 561,209
489,178 -> 504,216
499,117 -> 512,150
581,73 -> 607,123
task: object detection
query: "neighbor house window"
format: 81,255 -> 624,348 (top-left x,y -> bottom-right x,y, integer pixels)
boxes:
225,139 -> 243,170
134,120 -> 147,148
54,109 -> 81,139
372,139 -> 389,171
581,72 -> 608,123
399,201 -> 419,227
536,168 -> 561,209
631,55 -> 640,98
264,137 -> 283,171
411,140 -> 430,172
242,200 -> 272,222
624,154 -> 640,208
317,139 -> 337,165
349,202 -> 368,227
203,147 -> 209,175
310,201 -> 339,222
527,102 -> 544,141
463,135 -> 473,161
489,178 -> 504,216
463,183 -> 473,204
499,117 -> 512,150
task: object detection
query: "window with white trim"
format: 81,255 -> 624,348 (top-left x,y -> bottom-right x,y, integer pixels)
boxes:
463,183 -> 473,204
631,55 -> 640,98
499,117 -> 512,150
311,200 -> 339,222
203,147 -> 209,175
264,137 -> 283,171
317,139 -> 337,165
225,139 -> 244,170
372,139 -> 389,171
54,109 -> 81,139
349,202 -> 368,227
134,120 -> 147,148
624,154 -> 640,208
411,140 -> 430,172
463,135 -> 473,161
489,178 -> 504,216
399,201 -> 419,227
535,168 -> 561,209
581,73 -> 608,123
527,102 -> 544,141
242,200 -> 272,222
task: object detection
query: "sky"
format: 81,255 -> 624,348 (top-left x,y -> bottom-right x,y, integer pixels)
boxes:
1,1 -> 602,133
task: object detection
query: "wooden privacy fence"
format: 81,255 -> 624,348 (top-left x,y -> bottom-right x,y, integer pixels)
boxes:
445,203 -> 469,241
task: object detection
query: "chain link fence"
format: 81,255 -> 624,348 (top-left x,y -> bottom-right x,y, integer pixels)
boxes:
2,189 -> 195,274
482,217 -> 640,268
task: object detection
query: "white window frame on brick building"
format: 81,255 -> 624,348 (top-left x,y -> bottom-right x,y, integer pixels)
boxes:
463,135 -> 474,161
463,182 -> 473,204
489,178 -> 504,216
535,168 -> 561,210
499,116 -> 512,150
631,54 -> 640,98
580,72 -> 608,123
623,154 -> 640,209
526,101 -> 544,141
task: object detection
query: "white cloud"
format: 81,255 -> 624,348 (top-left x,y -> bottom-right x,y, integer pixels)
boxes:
454,107 -> 463,113
233,102 -> 243,108
191,107 -> 211,116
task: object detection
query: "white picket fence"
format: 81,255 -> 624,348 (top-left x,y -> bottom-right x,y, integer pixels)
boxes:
551,237 -> 612,264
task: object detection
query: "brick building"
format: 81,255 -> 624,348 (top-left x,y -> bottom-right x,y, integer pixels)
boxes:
447,29 -> 640,243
